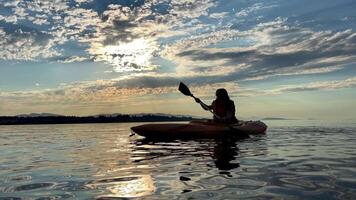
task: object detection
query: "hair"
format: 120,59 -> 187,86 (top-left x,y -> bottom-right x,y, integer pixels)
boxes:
215,88 -> 230,101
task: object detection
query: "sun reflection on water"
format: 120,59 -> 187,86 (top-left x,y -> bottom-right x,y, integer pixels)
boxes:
83,128 -> 156,198
92,175 -> 155,198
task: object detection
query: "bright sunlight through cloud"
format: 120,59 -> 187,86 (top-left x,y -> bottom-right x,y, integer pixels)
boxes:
96,38 -> 158,72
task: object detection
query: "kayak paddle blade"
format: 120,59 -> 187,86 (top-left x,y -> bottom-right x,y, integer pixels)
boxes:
178,82 -> 193,97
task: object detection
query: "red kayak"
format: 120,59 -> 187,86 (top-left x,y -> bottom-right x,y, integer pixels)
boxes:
131,120 -> 267,139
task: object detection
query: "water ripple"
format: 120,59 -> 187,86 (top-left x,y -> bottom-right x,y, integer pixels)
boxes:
0,123 -> 355,199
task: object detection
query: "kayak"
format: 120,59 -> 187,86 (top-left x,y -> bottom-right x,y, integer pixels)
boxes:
131,120 -> 267,139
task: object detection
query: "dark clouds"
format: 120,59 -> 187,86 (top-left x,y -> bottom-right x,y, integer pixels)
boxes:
170,23 -> 356,82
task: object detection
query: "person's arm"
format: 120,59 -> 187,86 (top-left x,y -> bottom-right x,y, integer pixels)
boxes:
195,98 -> 212,111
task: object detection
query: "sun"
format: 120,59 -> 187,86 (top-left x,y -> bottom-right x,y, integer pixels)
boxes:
96,38 -> 158,72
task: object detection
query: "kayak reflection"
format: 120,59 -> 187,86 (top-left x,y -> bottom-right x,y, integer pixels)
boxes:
212,139 -> 240,171
132,137 -> 247,171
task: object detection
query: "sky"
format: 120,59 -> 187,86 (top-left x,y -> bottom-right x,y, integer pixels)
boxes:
0,0 -> 355,120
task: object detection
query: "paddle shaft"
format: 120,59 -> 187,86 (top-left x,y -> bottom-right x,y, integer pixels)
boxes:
189,94 -> 221,119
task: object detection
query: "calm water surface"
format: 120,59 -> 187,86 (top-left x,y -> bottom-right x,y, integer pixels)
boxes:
0,120 -> 356,199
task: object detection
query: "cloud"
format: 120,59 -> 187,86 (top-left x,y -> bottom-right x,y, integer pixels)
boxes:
235,3 -> 277,17
74,0 -> 93,3
84,0 -> 217,72
270,77 -> 356,94
58,56 -> 88,63
0,73 -> 251,106
169,0 -> 215,19
2,75 -> 356,115
0,28 -> 61,60
0,1 -> 73,61
0,15 -> 18,23
1,0 -> 356,90
209,12 -> 229,19
0,1 -> 99,62
162,18 -> 356,81
0,0 -> 220,72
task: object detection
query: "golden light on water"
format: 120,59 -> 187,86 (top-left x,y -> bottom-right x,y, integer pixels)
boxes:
94,175 -> 156,198
99,38 -> 158,72
80,129 -> 156,199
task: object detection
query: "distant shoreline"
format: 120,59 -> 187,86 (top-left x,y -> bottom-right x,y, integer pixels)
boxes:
0,114 -> 196,126
0,113 -> 301,126
261,117 -> 292,120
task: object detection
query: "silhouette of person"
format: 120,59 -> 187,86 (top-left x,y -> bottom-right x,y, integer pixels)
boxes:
195,88 -> 238,124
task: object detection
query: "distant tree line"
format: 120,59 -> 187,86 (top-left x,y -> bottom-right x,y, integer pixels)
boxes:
0,114 -> 194,125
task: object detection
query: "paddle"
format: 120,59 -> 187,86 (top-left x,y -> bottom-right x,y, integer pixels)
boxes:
178,82 -> 195,98
178,82 -> 220,119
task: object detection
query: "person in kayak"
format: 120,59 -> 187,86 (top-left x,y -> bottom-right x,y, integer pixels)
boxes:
195,88 -> 238,124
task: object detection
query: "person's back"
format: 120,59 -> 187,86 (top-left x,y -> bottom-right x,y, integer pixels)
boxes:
212,98 -> 237,123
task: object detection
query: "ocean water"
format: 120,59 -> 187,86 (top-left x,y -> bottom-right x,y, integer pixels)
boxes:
0,120 -> 355,199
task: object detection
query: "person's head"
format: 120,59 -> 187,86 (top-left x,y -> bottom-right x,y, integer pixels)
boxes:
215,88 -> 230,101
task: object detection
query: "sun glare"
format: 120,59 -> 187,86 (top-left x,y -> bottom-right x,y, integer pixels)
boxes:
100,38 -> 158,72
